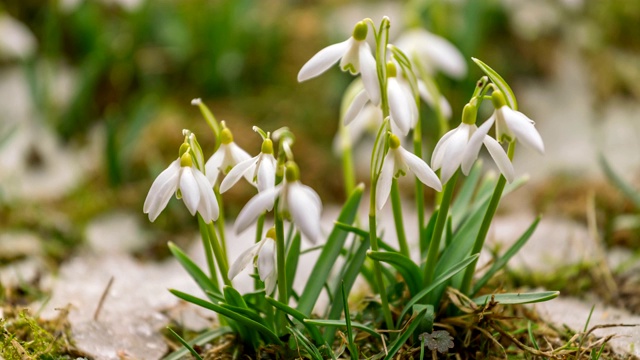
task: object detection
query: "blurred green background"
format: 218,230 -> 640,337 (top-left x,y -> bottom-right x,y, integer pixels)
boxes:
1,0 -> 639,260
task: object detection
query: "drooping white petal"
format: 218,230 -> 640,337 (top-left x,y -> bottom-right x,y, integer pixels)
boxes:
144,159 -> 180,214
400,80 -> 419,128
482,136 -> 515,183
439,125 -> 470,184
220,155 -> 258,193
358,41 -> 381,105
258,239 -> 277,295
205,148 -> 225,184
300,184 -> 323,214
228,240 -> 264,280
179,167 -> 200,216
344,89 -> 370,126
256,155 -> 276,192
398,147 -> 442,192
194,168 -> 220,222
461,115 -> 495,175
287,182 -> 322,242
298,39 -> 352,82
234,185 -> 282,234
339,38 -> 359,74
502,107 -> 545,154
420,32 -> 467,79
387,78 -> 411,135
431,127 -> 457,170
375,152 -> 395,210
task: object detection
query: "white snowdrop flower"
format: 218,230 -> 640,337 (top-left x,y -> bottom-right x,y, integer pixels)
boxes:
0,14 -> 36,60
220,137 -> 277,193
386,62 -> 418,136
432,103 -> 514,184
376,134 -> 442,210
143,150 -> 219,223
298,20 -> 380,105
205,125 -> 251,185
228,227 -> 278,295
395,28 -> 467,79
466,90 -> 545,159
235,162 -> 322,243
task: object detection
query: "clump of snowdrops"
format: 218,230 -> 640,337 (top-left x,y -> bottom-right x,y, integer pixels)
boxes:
144,16 -> 558,359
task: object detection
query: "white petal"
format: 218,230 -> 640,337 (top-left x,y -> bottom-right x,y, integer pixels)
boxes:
264,272 -> 277,296
344,90 -> 370,126
298,39 -> 351,82
144,159 -> 181,221
228,240 -> 264,280
387,78 -> 411,135
439,125 -> 469,184
234,186 -> 281,234
420,31 -> 467,79
287,182 -> 322,242
179,167 -> 200,216
230,142 -> 252,165
482,136 -> 515,183
258,239 -> 276,282
194,168 -> 220,222
205,149 -> 225,184
358,41 -> 380,105
339,38 -> 359,74
375,152 -> 395,210
401,80 -> 419,128
431,128 -> 457,170
220,155 -> 258,193
399,147 -> 442,192
462,115 -> 495,175
257,155 -> 277,192
502,108 -> 545,154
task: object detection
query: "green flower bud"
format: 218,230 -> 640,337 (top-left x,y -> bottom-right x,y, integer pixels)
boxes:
285,161 -> 300,182
220,128 -> 233,144
180,152 -> 193,167
389,134 -> 401,149
491,90 -> 507,109
261,138 -> 274,154
386,61 -> 397,78
461,103 -> 477,125
352,21 -> 368,41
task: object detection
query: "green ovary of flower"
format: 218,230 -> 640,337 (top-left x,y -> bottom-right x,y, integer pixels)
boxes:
352,21 -> 368,41
386,61 -> 397,78
220,128 -> 234,144
285,161 -> 300,182
261,138 -> 274,154
180,152 -> 193,167
179,142 -> 190,157
461,103 -> 477,125
389,134 -> 401,149
491,90 -> 507,109
266,227 -> 276,240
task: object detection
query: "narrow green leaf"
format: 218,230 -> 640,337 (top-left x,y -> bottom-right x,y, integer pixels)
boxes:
397,254 -> 479,327
264,296 -> 324,344
473,291 -> 559,305
600,154 -> 640,208
342,282 -> 358,359
367,251 -> 423,297
472,216 -> 541,295
219,303 -> 269,328
169,242 -> 223,302
223,286 -> 247,308
162,327 -> 232,360
286,232 -> 301,299
304,319 -> 381,339
450,160 -> 483,227
472,57 -> 518,110
166,327 -> 203,360
527,321 -> 540,351
288,325 -> 324,360
170,289 -> 283,345
297,184 -> 364,316
384,308 -> 427,360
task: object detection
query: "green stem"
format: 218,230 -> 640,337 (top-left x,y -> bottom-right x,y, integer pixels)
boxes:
197,216 -> 219,288
390,179 -> 409,257
275,208 -> 287,333
340,126 -> 356,198
412,98 -> 427,257
460,142 -> 516,294
423,171 -> 458,287
214,186 -> 228,264
369,213 -> 394,331
205,220 -> 231,286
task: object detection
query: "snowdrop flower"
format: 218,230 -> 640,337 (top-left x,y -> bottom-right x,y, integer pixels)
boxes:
386,62 -> 419,136
220,137 -> 277,193
376,134 -> 442,210
205,125 -> 251,185
144,149 -> 219,223
432,103 -> 514,184
467,90 -> 545,157
298,20 -> 380,105
395,28 -> 467,79
235,162 -> 322,242
228,227 -> 278,295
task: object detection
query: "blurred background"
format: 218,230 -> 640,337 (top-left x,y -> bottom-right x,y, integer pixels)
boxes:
1,0 -> 639,263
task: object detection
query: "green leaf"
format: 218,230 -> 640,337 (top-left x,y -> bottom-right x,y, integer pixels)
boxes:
297,184 -> 364,316
341,282 -> 358,359
472,216 -> 541,295
162,327 -> 232,360
397,254 -> 479,327
450,160 -> 483,227
264,296 -> 324,345
304,319 -> 381,339
288,325 -> 324,360
600,154 -> 640,208
473,291 -> 559,305
472,57 -> 518,110
367,251 -> 422,297
384,308 -> 427,360
170,289 -> 283,345
169,242 -> 223,302
166,327 -> 203,360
